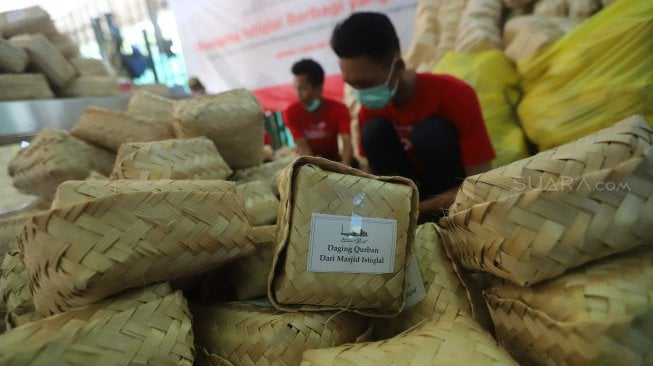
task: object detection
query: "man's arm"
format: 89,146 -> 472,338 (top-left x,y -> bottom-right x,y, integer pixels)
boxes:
294,137 -> 313,156
339,133 -> 353,165
418,161 -> 493,220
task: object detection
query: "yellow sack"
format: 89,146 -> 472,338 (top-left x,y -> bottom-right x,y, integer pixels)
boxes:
518,0 -> 653,150
433,50 -> 530,168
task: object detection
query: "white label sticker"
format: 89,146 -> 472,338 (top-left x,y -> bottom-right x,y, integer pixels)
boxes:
403,253 -> 427,309
307,213 -> 397,274
6,9 -> 26,23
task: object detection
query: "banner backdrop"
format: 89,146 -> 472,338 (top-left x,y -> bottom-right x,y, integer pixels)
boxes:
169,0 -> 417,111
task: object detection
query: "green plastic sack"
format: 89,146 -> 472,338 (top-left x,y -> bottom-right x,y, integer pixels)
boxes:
433,50 -> 530,168
518,0 -> 653,150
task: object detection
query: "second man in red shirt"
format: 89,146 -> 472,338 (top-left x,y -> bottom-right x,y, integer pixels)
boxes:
283,59 -> 355,166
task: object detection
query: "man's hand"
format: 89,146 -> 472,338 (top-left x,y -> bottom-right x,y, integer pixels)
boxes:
294,137 -> 313,156
339,133 -> 353,165
418,188 -> 458,222
418,161 -> 492,221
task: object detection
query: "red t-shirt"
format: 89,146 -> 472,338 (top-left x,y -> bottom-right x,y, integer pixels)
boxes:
358,73 -> 495,167
283,98 -> 351,161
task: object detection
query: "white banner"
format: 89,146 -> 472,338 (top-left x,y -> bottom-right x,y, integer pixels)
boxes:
169,0 -> 417,110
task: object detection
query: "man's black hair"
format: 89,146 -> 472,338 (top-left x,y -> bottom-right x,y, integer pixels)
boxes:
291,59 -> 325,88
331,12 -> 400,66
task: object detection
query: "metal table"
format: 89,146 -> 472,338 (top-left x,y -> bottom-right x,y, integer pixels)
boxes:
0,96 -> 129,145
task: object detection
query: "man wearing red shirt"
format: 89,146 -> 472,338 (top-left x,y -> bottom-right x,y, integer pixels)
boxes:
283,59 -> 354,165
331,13 -> 495,220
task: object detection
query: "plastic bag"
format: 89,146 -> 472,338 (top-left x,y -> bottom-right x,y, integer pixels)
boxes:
433,50 -> 530,168
517,0 -> 653,150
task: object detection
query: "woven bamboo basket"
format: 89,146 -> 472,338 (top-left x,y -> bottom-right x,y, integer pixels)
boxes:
69,57 -> 110,76
301,309 -> 517,365
442,144 -> 653,287
504,15 -> 581,62
0,6 -> 57,38
0,251 -> 33,328
7,128 -> 115,200
270,157 -> 419,317
127,90 -> 174,131
192,301 -> 370,366
451,115 -> 653,214
0,74 -> 54,101
51,179 -> 235,210
533,0 -> 568,16
485,248 -> 653,365
434,0 -> 467,62
372,223 -> 473,340
71,106 -> 173,152
20,187 -> 253,316
172,88 -> 264,169
47,33 -> 79,59
231,155 -> 297,196
225,225 -> 276,300
5,282 -> 173,334
61,76 -> 120,98
0,38 -> 28,73
111,137 -> 232,181
236,181 -> 279,226
404,0 -> 439,70
0,289 -> 194,365
454,0 -> 503,53
10,34 -> 77,89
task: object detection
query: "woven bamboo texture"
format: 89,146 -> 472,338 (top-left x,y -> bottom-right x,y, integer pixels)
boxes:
451,115 -> 653,214
0,74 -> 54,101
111,137 -> 232,181
226,225 -> 276,300
0,251 -> 33,328
301,309 -> 517,366
485,248 -> 653,365
270,157 -> 419,316
127,90 -> 174,129
10,34 -> 77,89
372,223 -> 473,340
47,33 -> 79,59
5,282 -> 173,334
231,155 -> 297,196
0,289 -> 194,365
69,57 -> 110,76
0,6 -> 57,38
0,38 -> 28,73
0,201 -> 49,257
7,128 -> 115,200
61,76 -> 120,97
455,0 -> 503,53
71,106 -> 173,152
51,179 -> 235,209
435,0 -> 467,61
192,301 -> 370,366
20,187 -> 253,316
504,15 -> 581,62
236,180 -> 279,226
442,144 -> 653,286
172,88 -> 264,169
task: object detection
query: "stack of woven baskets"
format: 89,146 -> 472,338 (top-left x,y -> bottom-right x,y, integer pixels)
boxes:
404,0 -> 607,70
440,114 -> 653,365
0,6 -> 119,100
2,84 -> 652,364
